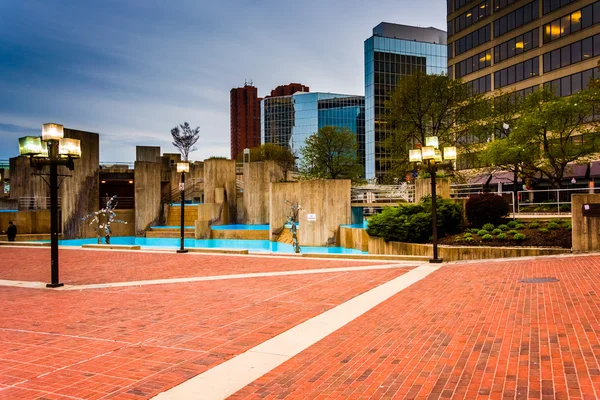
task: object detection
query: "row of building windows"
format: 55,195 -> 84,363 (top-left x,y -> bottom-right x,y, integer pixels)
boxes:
466,74 -> 492,93
493,84 -> 539,109
543,66 -> 598,96
543,34 -> 600,73
543,0 -> 576,15
494,56 -> 539,88
495,0 -> 521,11
456,49 -> 492,77
455,1 -> 492,33
494,0 -> 539,38
543,2 -> 600,43
455,25 -> 491,56
494,28 -> 539,63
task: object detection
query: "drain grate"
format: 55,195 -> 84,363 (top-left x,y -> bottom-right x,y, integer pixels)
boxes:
520,277 -> 559,284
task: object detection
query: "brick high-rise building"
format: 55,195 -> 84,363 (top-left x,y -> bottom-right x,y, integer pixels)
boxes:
230,83 -> 262,160
268,83 -> 310,97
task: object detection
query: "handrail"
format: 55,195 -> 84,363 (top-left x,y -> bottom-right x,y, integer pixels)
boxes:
18,197 -> 61,210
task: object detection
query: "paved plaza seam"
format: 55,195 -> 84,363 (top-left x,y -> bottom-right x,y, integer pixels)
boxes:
153,263 -> 440,400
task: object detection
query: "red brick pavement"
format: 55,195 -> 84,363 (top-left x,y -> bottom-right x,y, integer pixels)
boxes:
233,255 -> 600,400
0,247 -> 392,285
0,265 -> 411,399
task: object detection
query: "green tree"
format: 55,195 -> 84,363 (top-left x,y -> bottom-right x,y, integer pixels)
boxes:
510,86 -> 600,188
299,126 -> 363,181
384,71 -> 488,180
236,143 -> 296,176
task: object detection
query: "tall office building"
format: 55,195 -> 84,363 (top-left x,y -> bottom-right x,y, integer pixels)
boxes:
269,83 -> 310,97
261,92 -> 365,169
447,0 -> 600,169
230,83 -> 261,160
365,23 -> 447,180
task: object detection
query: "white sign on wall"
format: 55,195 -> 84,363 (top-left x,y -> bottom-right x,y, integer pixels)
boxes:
307,213 -> 317,222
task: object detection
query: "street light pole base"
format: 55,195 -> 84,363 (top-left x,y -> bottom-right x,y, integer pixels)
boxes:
46,282 -> 64,288
176,249 -> 188,254
429,258 -> 443,264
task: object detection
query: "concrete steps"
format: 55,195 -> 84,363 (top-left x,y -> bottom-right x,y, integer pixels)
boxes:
167,206 -> 198,226
146,228 -> 195,238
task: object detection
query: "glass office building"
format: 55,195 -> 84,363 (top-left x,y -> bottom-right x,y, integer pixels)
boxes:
261,92 -> 365,170
365,23 -> 447,180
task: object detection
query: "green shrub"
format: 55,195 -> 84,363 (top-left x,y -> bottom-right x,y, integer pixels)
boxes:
555,219 -> 565,225
497,233 -> 507,240
546,222 -> 559,230
507,230 -> 519,235
515,224 -> 525,230
477,229 -> 489,236
539,228 -> 549,233
528,222 -> 540,229
454,236 -> 462,243
507,221 -> 518,228
563,222 -> 572,230
463,232 -> 472,238
471,228 -> 480,234
497,224 -> 509,231
366,196 -> 463,244
482,223 -> 495,231
559,204 -> 571,212
482,234 -> 492,241
513,233 -> 526,241
465,193 -> 510,228
492,228 -> 502,235
464,236 -> 474,243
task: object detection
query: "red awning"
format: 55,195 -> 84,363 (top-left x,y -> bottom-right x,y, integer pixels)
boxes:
467,174 -> 491,185
590,162 -> 600,178
489,171 -> 521,184
562,163 -> 588,179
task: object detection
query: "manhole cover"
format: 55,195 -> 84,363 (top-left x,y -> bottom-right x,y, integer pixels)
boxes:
520,277 -> 559,284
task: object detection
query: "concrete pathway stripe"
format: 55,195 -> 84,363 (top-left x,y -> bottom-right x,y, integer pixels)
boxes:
0,263 -> 415,291
152,263 -> 440,400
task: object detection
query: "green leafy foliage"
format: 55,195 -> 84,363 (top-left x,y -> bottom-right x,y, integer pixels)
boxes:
492,228 -> 502,235
497,233 -> 507,240
539,228 -> 549,233
482,223 -> 495,231
299,126 -> 363,181
366,197 -> 463,244
463,233 -> 472,238
528,222 -> 540,229
515,224 -> 525,230
482,234 -> 492,241
464,236 -> 474,243
513,233 -> 526,241
236,144 -> 296,176
507,230 -> 519,235
497,224 -> 509,231
546,222 -> 559,229
477,229 -> 489,236
507,221 -> 519,228
563,222 -> 572,230
465,193 -> 510,227
454,236 -> 462,243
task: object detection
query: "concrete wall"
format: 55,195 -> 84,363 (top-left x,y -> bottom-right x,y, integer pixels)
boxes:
110,210 -> 135,236
368,236 -> 570,260
61,129 -> 100,239
243,161 -> 284,224
269,180 -> 351,246
572,194 -> 600,252
165,162 -> 204,203
9,156 -> 49,202
136,146 -> 161,162
339,227 -> 370,252
415,177 -> 451,201
204,159 -> 236,223
134,161 -> 161,235
0,210 -> 50,234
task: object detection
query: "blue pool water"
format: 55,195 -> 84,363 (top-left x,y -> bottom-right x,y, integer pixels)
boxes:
153,226 -> 195,229
211,224 -> 270,230
48,236 -> 366,254
341,220 -> 369,229
0,210 -> 18,213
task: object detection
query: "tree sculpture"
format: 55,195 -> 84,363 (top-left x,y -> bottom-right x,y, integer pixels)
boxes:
82,195 -> 127,244
285,200 -> 301,254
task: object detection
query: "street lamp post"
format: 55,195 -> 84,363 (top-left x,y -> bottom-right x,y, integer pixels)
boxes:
409,136 -> 456,264
176,162 -> 190,254
18,123 -> 81,288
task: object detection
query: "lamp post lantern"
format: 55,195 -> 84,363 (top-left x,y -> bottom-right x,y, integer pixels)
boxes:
176,162 -> 190,253
18,123 -> 81,288
410,137 -> 456,263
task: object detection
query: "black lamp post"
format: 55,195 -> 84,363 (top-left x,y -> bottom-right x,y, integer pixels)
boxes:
18,123 -> 81,288
409,136 -> 456,264
176,161 -> 189,253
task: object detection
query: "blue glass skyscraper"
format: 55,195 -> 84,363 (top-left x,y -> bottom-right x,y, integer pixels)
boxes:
365,23 -> 447,180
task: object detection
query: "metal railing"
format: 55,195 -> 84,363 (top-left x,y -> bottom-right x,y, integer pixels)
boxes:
18,197 -> 61,210
517,187 -> 599,214
351,184 -> 415,204
100,161 -> 135,169
100,196 -> 134,210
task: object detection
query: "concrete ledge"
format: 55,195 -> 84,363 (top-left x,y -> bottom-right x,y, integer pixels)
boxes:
211,229 -> 269,240
0,241 -> 49,247
187,248 -> 249,255
301,253 -> 429,261
82,244 -> 141,250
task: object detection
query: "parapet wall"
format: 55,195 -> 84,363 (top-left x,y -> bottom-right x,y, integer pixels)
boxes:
135,161 -> 161,235
243,161 -> 284,225
204,159 -> 236,223
572,194 -> 600,252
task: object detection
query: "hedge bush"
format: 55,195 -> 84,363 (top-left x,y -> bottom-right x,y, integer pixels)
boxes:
465,193 -> 509,228
528,222 -> 540,229
497,233 -> 507,240
539,228 -> 549,233
477,229 -> 489,236
507,221 -> 518,228
507,230 -> 519,235
514,233 -> 526,241
482,223 -> 495,231
482,234 -> 492,241
492,228 -> 502,235
366,196 -> 463,244
515,224 -> 525,230
497,224 -> 509,231
547,222 -> 559,230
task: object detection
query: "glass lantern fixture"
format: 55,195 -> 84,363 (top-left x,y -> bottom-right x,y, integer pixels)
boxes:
18,136 -> 44,156
409,137 -> 457,165
176,162 -> 190,173
41,123 -> 64,141
58,138 -> 82,158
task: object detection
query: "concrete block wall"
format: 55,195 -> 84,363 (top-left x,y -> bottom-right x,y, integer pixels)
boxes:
415,177 -> 451,202
243,161 -> 284,224
134,161 -> 161,235
204,159 -> 236,223
572,194 -> 600,252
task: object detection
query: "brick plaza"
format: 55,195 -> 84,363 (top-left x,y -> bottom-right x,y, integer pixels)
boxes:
0,247 -> 599,399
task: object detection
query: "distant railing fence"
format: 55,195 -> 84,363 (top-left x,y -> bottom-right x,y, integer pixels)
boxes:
18,197 -> 61,210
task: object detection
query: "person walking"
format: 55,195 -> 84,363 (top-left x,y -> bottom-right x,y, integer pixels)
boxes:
5,221 -> 17,241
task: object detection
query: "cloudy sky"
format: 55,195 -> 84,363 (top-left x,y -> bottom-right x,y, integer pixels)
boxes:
0,0 -> 445,162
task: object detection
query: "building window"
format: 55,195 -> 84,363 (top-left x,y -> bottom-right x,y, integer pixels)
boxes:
494,57 -> 539,89
455,25 -> 491,56
455,1 -> 491,34
494,28 -> 539,64
543,0 -> 576,15
494,1 -> 539,38
543,66 -> 600,96
456,49 -> 492,78
543,2 -> 599,43
543,34 -> 600,73
466,74 -> 492,94
494,0 -> 519,12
